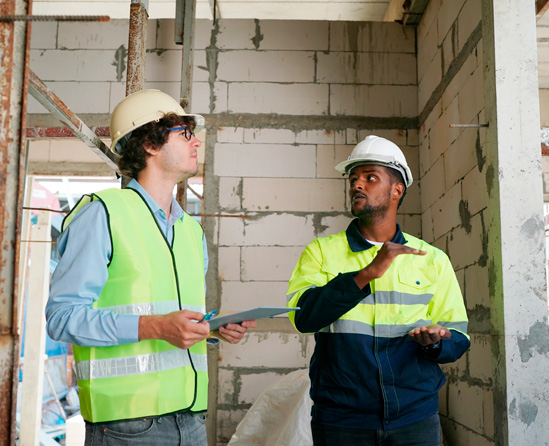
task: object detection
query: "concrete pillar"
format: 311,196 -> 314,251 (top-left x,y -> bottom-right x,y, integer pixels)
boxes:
482,1 -> 549,444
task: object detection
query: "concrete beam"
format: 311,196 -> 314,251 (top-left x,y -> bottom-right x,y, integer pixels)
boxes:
482,0 -> 549,444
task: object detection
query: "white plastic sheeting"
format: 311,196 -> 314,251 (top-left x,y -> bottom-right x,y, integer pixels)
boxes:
229,369 -> 313,446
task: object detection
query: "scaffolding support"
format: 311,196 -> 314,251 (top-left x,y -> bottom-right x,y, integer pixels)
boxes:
0,0 -> 31,444
28,70 -> 118,171
126,1 -> 149,95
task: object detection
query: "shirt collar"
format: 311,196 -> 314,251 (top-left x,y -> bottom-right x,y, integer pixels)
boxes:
346,218 -> 407,252
126,178 -> 184,221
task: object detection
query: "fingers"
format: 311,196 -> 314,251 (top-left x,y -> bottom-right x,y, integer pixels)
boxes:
408,325 -> 449,346
217,321 -> 255,344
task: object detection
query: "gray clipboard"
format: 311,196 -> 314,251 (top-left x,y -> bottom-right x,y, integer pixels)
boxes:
208,306 -> 300,331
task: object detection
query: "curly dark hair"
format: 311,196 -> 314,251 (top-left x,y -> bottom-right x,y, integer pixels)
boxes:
117,112 -> 197,179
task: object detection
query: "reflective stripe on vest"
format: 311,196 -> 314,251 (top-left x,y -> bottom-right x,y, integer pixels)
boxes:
287,230 -> 469,339
75,349 -> 208,380
101,301 -> 205,316
69,188 -> 208,422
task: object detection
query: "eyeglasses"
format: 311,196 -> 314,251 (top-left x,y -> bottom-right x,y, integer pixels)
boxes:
169,126 -> 195,141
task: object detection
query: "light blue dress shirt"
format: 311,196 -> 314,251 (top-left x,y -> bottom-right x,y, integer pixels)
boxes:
46,179 -> 208,347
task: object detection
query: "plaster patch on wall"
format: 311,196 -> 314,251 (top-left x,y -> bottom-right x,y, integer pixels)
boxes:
485,164 -> 495,195
206,21 -> 220,113
519,217 -> 544,250
478,212 -> 488,267
251,19 -> 264,50
459,200 -> 472,233
517,321 -> 549,363
509,395 -> 539,427
112,44 -> 127,82
475,132 -> 485,172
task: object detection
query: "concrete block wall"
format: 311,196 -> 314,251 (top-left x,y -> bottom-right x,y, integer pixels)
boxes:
416,0 -> 493,444
202,20 -> 419,443
28,18 -> 420,445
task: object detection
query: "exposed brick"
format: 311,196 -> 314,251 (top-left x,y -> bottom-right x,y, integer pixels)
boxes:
259,21 -> 329,51
418,50 -> 442,112
217,51 -> 315,82
58,20 -> 132,49
218,246 -> 241,281
243,128 -> 295,144
446,380 -> 486,434
437,0 -> 467,45
242,178 -> 345,212
218,177 -> 242,211
30,22 -> 57,49
458,65 -> 485,125
316,144 -> 354,179
228,83 -> 329,114
31,49 -> 123,82
330,85 -> 418,117
317,52 -> 416,85
219,331 -> 314,368
444,126 -> 478,187
238,372 -> 285,405
464,263 -> 490,309
432,183 -> 462,240
215,20 -> 257,50
241,246 -> 304,281
417,18 -> 439,82
398,214 -> 422,239
217,368 -> 236,405
296,130 -> 335,145
468,333 -> 493,383
398,181 -> 421,214
214,143 -> 316,178
242,213 -> 316,246
318,215 -> 353,238
218,127 -> 244,143
457,0 -> 482,53
420,157 -> 446,211
221,281 -> 289,312
219,217 -> 245,246
440,415 -> 493,446
330,22 -> 415,53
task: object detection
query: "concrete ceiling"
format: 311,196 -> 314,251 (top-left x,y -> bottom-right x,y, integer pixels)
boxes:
33,0 -> 395,21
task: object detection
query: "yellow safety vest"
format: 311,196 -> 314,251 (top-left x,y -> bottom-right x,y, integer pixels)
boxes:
63,188 -> 208,423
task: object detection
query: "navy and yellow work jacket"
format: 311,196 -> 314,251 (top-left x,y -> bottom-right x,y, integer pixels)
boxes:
286,220 -> 470,430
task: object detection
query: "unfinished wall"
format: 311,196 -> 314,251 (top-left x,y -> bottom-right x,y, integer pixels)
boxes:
416,0 -> 493,444
28,17 -> 419,444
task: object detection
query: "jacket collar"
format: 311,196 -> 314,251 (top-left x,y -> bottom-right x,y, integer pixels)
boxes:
346,219 -> 407,252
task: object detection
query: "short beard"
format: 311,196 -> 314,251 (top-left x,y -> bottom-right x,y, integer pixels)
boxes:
351,192 -> 391,225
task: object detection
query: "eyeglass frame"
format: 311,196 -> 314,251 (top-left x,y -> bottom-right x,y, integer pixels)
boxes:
169,126 -> 195,141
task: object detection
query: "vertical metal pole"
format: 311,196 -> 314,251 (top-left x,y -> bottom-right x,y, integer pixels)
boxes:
178,0 -> 197,109
123,0 -> 148,188
0,0 -> 32,444
126,0 -> 148,96
175,0 -> 197,210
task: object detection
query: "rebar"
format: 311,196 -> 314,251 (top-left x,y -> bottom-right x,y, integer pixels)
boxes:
0,15 -> 110,22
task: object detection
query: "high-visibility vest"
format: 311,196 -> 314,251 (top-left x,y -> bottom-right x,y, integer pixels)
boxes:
64,188 -> 208,423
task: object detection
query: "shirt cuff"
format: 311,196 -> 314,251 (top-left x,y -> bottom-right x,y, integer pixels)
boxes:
117,314 -> 140,344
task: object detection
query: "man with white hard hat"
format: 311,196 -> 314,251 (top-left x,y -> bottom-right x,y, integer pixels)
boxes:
46,89 -> 256,445
287,135 -> 470,446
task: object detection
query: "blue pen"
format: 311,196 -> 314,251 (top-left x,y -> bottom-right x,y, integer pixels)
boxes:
201,309 -> 217,322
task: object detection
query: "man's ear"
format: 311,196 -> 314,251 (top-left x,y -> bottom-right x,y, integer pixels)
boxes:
393,182 -> 405,201
142,142 -> 158,157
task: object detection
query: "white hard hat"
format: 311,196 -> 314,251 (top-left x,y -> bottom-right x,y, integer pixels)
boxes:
335,135 -> 413,187
110,89 -> 205,154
